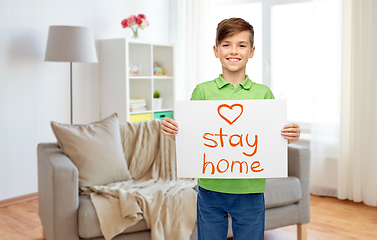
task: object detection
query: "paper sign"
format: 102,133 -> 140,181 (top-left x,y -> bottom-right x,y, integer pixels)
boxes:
175,99 -> 287,178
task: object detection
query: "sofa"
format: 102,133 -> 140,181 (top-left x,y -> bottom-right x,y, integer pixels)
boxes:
37,120 -> 310,240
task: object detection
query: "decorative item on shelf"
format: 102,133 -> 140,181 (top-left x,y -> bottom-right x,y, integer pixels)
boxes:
129,98 -> 147,112
153,61 -> 164,76
121,14 -> 150,39
129,62 -> 141,76
153,90 -> 162,110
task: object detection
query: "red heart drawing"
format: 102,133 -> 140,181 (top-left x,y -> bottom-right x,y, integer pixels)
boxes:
217,104 -> 243,125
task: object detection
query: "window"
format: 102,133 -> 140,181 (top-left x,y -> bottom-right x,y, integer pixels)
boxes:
211,0 -> 315,126
210,0 -> 340,133
271,2 -> 314,123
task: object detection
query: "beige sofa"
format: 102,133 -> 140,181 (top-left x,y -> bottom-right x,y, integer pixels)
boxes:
37,127 -> 310,240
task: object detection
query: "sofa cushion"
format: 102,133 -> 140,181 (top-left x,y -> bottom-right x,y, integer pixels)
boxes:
50,113 -> 132,188
265,177 -> 302,209
78,195 -> 149,239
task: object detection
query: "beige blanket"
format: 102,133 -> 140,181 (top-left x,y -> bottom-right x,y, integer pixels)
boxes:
81,120 -> 197,240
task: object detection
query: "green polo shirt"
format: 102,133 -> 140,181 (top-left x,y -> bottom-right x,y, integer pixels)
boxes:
190,74 -> 275,194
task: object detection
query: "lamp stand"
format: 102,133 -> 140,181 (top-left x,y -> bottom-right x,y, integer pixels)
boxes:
70,62 -> 73,125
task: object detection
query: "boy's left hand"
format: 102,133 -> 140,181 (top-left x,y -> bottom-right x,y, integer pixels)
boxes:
281,123 -> 301,144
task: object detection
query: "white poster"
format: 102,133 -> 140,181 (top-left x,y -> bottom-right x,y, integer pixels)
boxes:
175,99 -> 287,178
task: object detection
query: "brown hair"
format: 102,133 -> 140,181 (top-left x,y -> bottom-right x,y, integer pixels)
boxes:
215,18 -> 254,47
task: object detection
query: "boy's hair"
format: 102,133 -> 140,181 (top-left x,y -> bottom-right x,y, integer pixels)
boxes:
216,18 -> 254,47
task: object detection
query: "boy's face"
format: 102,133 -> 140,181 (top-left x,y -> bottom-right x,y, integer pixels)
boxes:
213,31 -> 255,75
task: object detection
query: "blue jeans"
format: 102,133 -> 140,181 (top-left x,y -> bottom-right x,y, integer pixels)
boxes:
197,186 -> 265,240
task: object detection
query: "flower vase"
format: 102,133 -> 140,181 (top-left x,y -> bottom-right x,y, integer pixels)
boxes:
132,27 -> 139,39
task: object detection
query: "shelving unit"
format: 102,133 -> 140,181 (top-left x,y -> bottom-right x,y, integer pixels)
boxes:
99,38 -> 175,123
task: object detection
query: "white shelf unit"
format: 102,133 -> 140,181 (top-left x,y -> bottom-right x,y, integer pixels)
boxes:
99,38 -> 175,123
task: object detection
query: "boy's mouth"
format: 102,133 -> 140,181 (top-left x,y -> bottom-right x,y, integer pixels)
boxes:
227,58 -> 241,62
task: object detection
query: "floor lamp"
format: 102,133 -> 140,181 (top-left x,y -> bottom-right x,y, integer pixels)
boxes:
45,26 -> 98,124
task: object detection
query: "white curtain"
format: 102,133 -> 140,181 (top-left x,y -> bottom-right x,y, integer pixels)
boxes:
338,0 -> 377,206
173,0 -> 214,100
310,0 -> 377,207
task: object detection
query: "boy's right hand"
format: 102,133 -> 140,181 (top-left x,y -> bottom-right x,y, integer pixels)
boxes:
161,117 -> 178,136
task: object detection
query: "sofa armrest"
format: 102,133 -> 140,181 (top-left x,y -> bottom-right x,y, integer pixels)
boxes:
37,143 -> 80,240
288,144 -> 310,224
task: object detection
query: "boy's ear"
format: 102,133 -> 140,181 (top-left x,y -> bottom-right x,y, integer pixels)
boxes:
249,46 -> 255,58
213,45 -> 219,58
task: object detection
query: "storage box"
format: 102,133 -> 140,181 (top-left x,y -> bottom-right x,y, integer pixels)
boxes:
153,111 -> 173,121
129,113 -> 153,123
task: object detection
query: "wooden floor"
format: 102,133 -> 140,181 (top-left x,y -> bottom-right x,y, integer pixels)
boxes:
264,196 -> 377,240
0,195 -> 376,240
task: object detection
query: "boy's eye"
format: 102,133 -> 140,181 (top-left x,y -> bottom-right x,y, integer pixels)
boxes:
222,44 -> 229,47
240,45 -> 246,47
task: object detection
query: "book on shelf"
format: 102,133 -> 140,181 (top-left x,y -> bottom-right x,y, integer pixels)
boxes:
130,103 -> 146,108
130,98 -> 146,104
129,98 -> 147,112
130,107 -> 147,112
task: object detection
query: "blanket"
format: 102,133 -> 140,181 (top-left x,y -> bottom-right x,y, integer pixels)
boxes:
81,120 -> 197,240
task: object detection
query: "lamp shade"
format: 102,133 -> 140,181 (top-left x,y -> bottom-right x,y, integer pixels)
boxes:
45,26 -> 98,63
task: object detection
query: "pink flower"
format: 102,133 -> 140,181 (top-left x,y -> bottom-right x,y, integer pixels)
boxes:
127,15 -> 136,26
135,16 -> 142,25
138,14 -> 146,19
121,14 -> 149,31
121,18 -> 128,28
139,18 -> 150,29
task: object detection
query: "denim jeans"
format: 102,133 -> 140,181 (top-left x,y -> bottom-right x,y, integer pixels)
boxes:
197,186 -> 265,240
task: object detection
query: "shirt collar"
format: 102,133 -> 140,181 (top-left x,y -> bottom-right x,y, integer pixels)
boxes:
240,75 -> 252,89
215,74 -> 252,90
214,74 -> 230,88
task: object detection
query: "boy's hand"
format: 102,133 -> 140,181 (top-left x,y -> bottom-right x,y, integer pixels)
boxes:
161,117 -> 178,136
281,123 -> 301,145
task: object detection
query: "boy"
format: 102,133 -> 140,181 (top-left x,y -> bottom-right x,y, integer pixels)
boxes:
161,18 -> 300,240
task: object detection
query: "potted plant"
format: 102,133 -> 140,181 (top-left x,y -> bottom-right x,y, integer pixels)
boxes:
153,90 -> 162,110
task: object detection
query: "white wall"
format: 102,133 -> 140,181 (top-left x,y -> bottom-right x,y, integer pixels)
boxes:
0,0 -> 170,201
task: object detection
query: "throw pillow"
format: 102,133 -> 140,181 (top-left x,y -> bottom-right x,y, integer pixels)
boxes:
50,113 -> 132,188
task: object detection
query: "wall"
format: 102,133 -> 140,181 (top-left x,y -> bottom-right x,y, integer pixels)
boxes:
0,0 -> 170,201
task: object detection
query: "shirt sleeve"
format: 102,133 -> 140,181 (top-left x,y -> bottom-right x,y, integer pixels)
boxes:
264,87 -> 275,100
190,85 -> 204,100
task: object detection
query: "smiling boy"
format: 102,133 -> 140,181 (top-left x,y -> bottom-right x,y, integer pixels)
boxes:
161,18 -> 301,240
